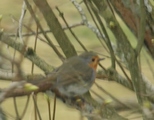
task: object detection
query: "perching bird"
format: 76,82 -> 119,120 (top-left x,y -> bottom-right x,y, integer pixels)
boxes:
50,51 -> 104,97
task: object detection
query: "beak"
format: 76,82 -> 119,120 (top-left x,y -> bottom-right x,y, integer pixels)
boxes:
98,58 -> 105,62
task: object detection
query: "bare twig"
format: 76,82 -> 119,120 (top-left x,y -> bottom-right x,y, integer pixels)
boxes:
0,81 -> 26,103
0,49 -> 24,81
0,34 -> 54,73
33,0 -> 77,58
8,22 -> 84,37
32,93 -> 42,120
135,0 -> 146,55
84,0 -> 116,68
52,94 -> 57,120
0,69 -> 15,80
94,82 -> 133,110
24,0 -> 65,61
13,97 -> 20,119
71,0 -> 104,38
46,95 -> 51,120
20,96 -> 30,119
18,1 -> 27,44
31,25 -> 39,75
56,6 -> 87,52
9,15 -> 49,44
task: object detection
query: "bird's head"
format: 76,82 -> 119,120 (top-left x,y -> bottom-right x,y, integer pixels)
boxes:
79,52 -> 104,70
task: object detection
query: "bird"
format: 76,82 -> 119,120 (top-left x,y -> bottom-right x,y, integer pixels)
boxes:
50,51 -> 104,97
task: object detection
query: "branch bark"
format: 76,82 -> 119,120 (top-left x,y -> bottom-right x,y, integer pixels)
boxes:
0,33 -> 54,73
32,0 -> 77,58
91,0 -> 151,119
110,0 -> 154,58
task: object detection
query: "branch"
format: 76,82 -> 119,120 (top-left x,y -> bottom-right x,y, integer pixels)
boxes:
0,33 -> 54,73
99,68 -> 154,104
110,0 -> 154,58
56,6 -> 87,52
71,0 -> 104,39
84,0 -> 116,68
0,69 -> 15,80
0,81 -> 26,103
91,1 -> 148,111
2,74 -> 127,120
32,0 -> 77,58
135,0 -> 146,55
8,22 -> 84,38
24,0 -> 65,62
18,1 -> 26,44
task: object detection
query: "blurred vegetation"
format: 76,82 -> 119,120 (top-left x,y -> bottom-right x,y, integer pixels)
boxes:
0,0 -> 154,120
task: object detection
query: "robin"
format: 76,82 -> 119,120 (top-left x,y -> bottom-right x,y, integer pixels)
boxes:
50,51 -> 104,97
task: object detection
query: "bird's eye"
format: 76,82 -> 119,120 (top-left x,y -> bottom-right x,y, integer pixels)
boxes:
92,58 -> 95,62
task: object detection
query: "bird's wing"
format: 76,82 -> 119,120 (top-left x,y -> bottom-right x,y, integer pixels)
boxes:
56,57 -> 94,86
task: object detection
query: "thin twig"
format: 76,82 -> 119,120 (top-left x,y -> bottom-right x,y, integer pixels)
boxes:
0,50 -> 24,81
8,22 -> 84,37
32,93 -> 42,120
135,0 -> 146,55
95,82 -> 133,110
33,0 -> 77,58
31,26 -> 39,74
13,97 -> 20,120
52,94 -> 57,120
24,0 -> 65,62
0,81 -> 26,103
90,89 -> 105,101
20,96 -> 30,119
145,56 -> 154,79
71,0 -> 109,53
33,94 -> 37,120
115,58 -> 133,85
9,15 -> 49,44
47,96 -> 51,120
56,6 -> 87,52
71,0 -> 104,38
18,1 -> 26,44
85,0 -> 116,68
86,0 -> 133,84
